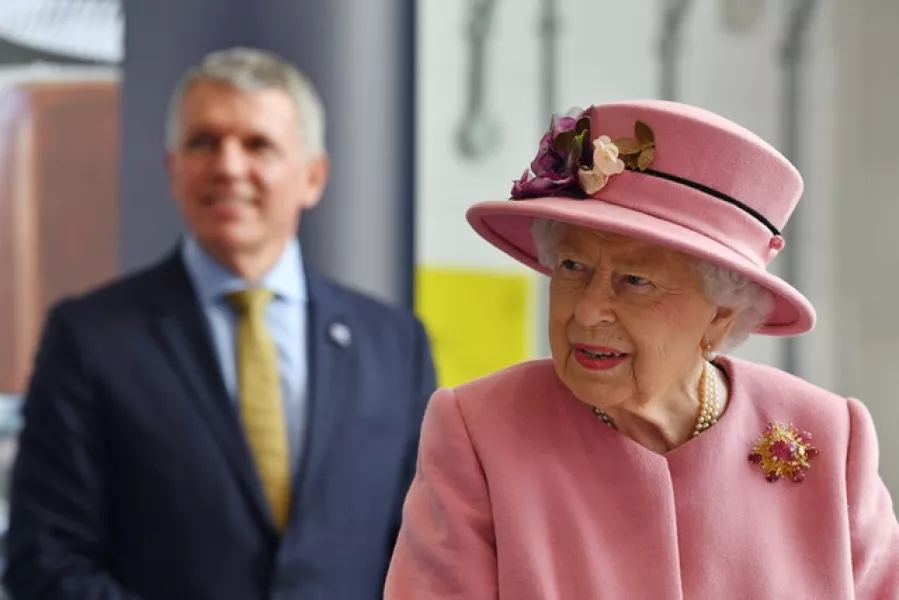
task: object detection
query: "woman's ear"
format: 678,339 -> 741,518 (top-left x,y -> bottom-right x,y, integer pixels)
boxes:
704,306 -> 737,354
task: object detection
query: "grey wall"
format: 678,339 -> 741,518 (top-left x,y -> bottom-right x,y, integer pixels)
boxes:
119,0 -> 415,308
833,0 -> 899,497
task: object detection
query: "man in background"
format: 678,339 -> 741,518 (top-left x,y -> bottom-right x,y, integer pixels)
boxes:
3,47 -> 436,599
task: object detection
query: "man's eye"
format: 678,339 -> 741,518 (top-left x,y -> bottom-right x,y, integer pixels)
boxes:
245,136 -> 273,151
186,134 -> 218,149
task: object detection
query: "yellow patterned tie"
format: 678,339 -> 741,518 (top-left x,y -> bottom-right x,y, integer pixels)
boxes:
227,289 -> 291,531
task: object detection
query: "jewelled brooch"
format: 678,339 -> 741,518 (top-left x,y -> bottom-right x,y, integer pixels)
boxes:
748,422 -> 819,483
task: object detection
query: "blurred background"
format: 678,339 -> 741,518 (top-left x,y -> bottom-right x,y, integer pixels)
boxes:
0,0 -> 895,576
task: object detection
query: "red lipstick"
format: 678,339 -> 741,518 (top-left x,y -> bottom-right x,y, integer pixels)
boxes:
572,344 -> 628,371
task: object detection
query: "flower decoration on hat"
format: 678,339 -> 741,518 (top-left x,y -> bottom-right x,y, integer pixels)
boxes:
510,107 -> 656,200
748,422 -> 820,483
578,136 -> 625,195
615,120 -> 656,172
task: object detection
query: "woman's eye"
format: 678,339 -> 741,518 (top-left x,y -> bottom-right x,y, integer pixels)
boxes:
624,274 -> 651,286
560,259 -> 583,271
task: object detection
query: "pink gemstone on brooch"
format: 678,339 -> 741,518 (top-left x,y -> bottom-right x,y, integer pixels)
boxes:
749,421 -> 819,484
770,440 -> 798,461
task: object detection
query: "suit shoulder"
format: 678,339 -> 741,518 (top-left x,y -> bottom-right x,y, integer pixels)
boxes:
324,276 -> 424,332
726,355 -> 849,416
47,258 -> 172,324
451,359 -> 561,414
455,359 -> 556,393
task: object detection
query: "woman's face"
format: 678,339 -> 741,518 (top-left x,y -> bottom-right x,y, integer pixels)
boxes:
548,226 -> 734,410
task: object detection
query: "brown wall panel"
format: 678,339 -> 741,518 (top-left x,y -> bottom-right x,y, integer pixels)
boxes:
0,78 -> 119,393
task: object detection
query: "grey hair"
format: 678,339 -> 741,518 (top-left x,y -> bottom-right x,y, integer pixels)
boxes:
165,47 -> 326,155
531,218 -> 774,350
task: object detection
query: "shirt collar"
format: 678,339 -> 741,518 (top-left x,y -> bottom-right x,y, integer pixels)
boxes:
181,235 -> 307,304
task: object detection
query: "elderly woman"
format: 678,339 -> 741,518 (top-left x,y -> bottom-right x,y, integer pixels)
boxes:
385,100 -> 899,598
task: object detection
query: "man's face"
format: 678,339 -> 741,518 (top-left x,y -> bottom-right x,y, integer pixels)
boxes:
166,81 -> 328,267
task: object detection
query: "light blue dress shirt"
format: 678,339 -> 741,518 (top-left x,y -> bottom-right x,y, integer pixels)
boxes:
181,236 -> 308,476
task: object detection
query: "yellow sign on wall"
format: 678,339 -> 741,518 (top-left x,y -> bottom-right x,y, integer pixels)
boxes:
415,266 -> 534,388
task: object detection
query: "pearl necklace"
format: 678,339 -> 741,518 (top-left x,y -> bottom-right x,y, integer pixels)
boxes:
591,361 -> 720,438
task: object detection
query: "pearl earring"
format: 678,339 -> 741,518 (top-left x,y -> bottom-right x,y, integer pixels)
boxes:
703,342 -> 718,362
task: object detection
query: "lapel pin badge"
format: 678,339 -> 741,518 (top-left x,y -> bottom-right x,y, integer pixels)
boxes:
748,422 -> 819,483
328,322 -> 352,348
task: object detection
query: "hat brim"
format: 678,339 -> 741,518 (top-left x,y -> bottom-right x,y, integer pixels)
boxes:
466,197 -> 815,336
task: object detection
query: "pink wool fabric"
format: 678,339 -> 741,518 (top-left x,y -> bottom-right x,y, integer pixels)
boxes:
466,100 -> 816,335
384,357 -> 899,599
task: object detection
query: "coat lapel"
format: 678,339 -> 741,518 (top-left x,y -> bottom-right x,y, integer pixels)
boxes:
294,267 -> 357,500
147,253 -> 275,535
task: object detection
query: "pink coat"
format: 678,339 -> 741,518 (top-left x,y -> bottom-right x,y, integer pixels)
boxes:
385,356 -> 899,599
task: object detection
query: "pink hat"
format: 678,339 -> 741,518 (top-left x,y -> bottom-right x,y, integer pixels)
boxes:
466,100 -> 815,336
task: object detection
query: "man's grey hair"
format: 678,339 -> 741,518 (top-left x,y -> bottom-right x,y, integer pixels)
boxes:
531,218 -> 774,350
165,47 -> 326,155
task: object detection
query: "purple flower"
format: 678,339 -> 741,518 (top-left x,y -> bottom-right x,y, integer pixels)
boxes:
510,108 -> 594,200
551,115 -> 578,136
530,132 -> 557,176
511,168 -> 574,198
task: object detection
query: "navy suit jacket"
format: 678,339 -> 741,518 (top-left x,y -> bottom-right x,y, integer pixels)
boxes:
3,250 -> 437,599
